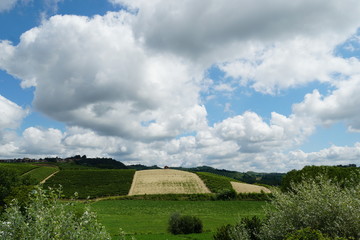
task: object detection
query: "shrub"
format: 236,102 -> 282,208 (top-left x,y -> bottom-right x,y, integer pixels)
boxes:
284,227 -> 330,240
216,189 -> 237,200
213,224 -> 233,240
241,216 -> 263,240
260,176 -> 360,240
168,213 -> 203,234
0,186 -> 111,239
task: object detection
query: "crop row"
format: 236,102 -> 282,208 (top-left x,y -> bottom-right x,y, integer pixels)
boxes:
196,172 -> 237,193
44,169 -> 136,198
0,163 -> 38,175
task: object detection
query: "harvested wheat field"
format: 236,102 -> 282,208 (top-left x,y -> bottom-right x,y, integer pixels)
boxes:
231,182 -> 271,194
128,169 -> 211,195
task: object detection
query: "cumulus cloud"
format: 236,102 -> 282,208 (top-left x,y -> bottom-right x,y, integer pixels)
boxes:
219,37 -> 360,94
0,0 -> 18,12
0,12 -> 207,141
2,0 -> 360,171
293,76 -> 360,131
0,95 -> 28,130
112,0 -> 360,63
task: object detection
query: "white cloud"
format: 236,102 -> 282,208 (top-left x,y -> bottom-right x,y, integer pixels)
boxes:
112,0 -> 360,64
220,37 -> 358,94
0,12 -> 207,141
0,95 -> 28,130
293,75 -> 360,131
0,0 -> 18,12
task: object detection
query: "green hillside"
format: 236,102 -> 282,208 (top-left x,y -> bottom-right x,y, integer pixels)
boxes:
43,169 -> 135,198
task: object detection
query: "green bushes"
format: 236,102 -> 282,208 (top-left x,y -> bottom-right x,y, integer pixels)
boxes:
222,175 -> 360,240
213,216 -> 263,240
168,213 -> 203,235
261,176 -> 360,239
281,165 -> 360,191
215,188 -> 237,200
44,169 -> 135,198
0,186 -> 111,239
284,228 -> 331,240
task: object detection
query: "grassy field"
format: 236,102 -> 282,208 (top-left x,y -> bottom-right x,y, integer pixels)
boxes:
44,169 -> 136,198
22,165 -> 59,183
90,200 -> 266,239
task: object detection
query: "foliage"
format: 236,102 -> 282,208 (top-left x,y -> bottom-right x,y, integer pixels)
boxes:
74,157 -> 128,169
236,192 -> 272,201
213,216 -> 263,240
216,189 -> 237,200
281,165 -> 360,191
177,166 -> 284,186
126,164 -> 161,170
0,186 -> 111,240
196,172 -> 234,193
44,169 -> 135,198
284,228 -> 330,240
260,176 -> 360,240
0,168 -> 36,208
168,213 -> 203,235
240,216 -> 263,240
213,224 -> 233,240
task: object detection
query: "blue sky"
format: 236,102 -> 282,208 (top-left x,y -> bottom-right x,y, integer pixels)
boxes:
1,0 -> 360,172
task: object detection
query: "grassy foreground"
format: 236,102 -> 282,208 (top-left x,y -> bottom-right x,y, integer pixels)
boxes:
90,200 -> 266,239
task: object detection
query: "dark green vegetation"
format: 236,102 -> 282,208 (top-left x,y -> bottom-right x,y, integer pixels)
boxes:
176,166 -> 285,186
281,165 -> 360,191
214,173 -> 360,240
90,200 -> 266,239
0,165 -> 39,210
196,172 -> 235,193
168,213 -> 203,235
23,165 -> 59,182
0,163 -> 38,175
44,169 -> 135,198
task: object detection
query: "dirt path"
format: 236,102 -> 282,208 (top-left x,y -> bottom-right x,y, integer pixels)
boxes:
40,170 -> 59,184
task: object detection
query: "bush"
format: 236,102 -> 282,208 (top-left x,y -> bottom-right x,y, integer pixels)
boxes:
216,189 -> 237,200
168,213 -> 203,235
284,227 -> 330,240
241,216 -> 263,240
260,176 -> 360,240
213,224 -> 233,240
213,216 -> 263,240
0,186 -> 111,239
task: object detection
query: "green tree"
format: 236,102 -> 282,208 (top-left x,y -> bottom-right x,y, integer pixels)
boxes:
261,176 -> 360,239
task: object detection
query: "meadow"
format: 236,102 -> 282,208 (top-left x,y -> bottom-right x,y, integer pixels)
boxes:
90,199 -> 267,240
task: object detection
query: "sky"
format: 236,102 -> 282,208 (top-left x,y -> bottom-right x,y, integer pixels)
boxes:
1,0 -> 360,172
